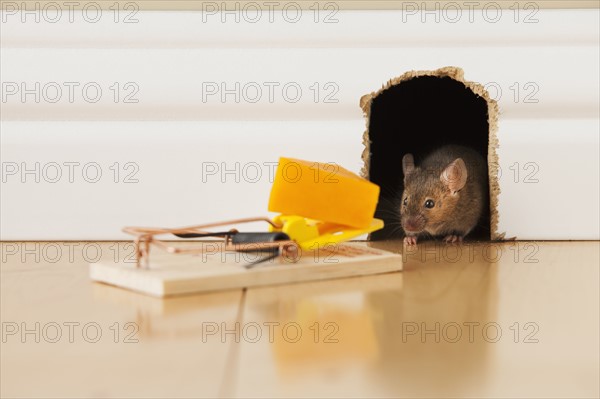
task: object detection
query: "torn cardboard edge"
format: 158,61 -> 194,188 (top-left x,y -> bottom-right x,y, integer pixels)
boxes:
359,66 -> 504,241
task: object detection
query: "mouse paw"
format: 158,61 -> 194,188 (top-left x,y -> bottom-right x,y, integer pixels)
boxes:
443,234 -> 463,244
404,236 -> 418,246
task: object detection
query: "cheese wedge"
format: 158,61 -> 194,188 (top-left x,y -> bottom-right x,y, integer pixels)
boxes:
268,157 -> 380,228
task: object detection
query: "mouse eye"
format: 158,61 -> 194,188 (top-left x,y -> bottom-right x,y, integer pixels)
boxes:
424,199 -> 435,209
403,197 -> 408,206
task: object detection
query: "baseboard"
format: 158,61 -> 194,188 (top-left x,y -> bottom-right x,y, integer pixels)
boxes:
1,118 -> 598,240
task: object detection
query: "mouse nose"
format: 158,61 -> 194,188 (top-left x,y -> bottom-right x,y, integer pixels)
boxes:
403,216 -> 422,232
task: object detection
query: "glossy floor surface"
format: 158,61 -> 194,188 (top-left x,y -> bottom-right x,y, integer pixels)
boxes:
1,241 -> 598,398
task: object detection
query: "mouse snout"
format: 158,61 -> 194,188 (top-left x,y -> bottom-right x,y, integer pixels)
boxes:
402,215 -> 426,234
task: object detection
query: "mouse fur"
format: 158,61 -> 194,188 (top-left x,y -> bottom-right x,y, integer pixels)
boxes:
400,145 -> 487,245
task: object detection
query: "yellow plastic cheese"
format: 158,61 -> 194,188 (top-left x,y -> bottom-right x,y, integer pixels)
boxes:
268,157 -> 380,228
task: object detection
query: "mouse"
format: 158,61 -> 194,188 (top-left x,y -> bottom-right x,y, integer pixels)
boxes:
400,144 -> 487,245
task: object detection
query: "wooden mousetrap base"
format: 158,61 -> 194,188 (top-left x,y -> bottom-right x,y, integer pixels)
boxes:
89,242 -> 403,297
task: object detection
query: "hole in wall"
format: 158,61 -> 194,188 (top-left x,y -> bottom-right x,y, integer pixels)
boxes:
360,67 -> 501,241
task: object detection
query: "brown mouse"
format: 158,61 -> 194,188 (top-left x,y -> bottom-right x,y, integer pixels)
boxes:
400,145 -> 487,245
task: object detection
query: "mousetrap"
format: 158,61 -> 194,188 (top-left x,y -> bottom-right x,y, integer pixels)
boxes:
89,157 -> 403,297
89,216 -> 402,297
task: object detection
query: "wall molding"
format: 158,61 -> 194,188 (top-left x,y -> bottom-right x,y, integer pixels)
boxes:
2,1 -> 599,11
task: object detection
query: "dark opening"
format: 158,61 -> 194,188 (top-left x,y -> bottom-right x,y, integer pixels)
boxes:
368,75 -> 491,241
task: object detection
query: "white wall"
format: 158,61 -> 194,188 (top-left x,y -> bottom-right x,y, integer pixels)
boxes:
1,9 -> 599,239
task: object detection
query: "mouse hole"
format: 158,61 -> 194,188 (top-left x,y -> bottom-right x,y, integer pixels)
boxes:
359,66 -> 500,241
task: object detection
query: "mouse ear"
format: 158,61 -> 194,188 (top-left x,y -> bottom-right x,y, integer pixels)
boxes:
402,154 -> 415,176
440,158 -> 468,194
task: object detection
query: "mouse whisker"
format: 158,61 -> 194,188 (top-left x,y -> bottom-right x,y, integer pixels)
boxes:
378,194 -> 401,206
379,185 -> 402,198
388,225 -> 405,238
376,209 -> 401,217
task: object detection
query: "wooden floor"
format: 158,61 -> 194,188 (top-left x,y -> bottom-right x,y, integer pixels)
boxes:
1,240 -> 598,398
